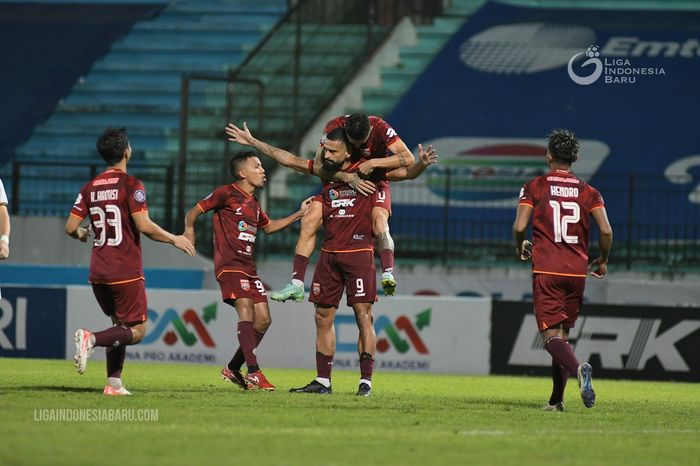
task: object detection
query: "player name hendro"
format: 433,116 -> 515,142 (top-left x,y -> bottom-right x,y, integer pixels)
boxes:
90,189 -> 119,202
550,185 -> 579,197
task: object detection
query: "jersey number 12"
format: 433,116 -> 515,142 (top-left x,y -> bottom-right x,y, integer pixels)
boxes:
549,200 -> 580,244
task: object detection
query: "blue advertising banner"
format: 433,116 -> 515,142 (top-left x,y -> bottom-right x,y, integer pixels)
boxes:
0,287 -> 67,359
388,2 -> 700,240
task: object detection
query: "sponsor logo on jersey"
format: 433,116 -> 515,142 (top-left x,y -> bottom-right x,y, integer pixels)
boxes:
238,232 -> 256,243
238,220 -> 248,231
331,198 -> 355,208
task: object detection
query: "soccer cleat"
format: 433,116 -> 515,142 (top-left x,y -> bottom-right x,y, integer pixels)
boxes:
221,367 -> 253,391
73,329 -> 94,374
289,380 -> 332,394
355,382 -> 372,397
245,370 -> 275,391
577,363 -> 596,408
381,272 -> 397,296
103,385 -> 132,396
543,402 -> 565,412
270,282 -> 305,303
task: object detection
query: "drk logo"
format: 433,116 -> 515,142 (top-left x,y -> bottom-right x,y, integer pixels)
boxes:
509,315 -> 700,372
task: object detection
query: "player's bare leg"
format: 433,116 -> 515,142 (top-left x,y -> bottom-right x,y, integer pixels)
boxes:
353,303 -> 376,396
290,304 -> 336,394
373,207 -> 396,296
272,200 -> 322,303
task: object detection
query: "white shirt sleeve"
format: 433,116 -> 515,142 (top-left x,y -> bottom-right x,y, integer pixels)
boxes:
0,179 -> 7,205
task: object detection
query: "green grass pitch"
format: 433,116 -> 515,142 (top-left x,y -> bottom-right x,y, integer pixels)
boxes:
1,358 -> 698,466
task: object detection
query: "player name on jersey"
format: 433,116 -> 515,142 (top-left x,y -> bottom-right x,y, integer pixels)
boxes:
90,189 -> 119,202
549,185 -> 580,197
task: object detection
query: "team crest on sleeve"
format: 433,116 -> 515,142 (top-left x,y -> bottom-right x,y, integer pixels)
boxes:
134,189 -> 146,203
240,279 -> 250,291
312,282 -> 321,296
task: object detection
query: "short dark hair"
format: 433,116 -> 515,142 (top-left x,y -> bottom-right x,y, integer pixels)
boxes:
325,127 -> 348,145
547,129 -> 579,164
229,151 -> 258,179
96,127 -> 129,166
345,112 -> 370,141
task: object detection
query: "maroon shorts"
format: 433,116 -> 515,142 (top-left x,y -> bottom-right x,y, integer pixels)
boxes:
217,271 -> 268,304
532,273 -> 586,331
92,279 -> 147,325
310,250 -> 377,308
372,181 -> 391,215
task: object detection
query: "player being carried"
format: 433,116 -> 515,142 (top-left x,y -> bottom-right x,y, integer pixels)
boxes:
183,151 -> 313,391
225,113 -> 416,301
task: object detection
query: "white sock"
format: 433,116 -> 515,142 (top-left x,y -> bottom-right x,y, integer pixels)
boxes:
107,377 -> 122,389
315,377 -> 331,388
360,378 -> 372,388
291,279 -> 304,288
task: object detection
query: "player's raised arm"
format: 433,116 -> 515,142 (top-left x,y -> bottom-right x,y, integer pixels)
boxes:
225,122 -> 310,174
386,144 -> 437,181
263,196 -> 314,234
132,211 -> 195,256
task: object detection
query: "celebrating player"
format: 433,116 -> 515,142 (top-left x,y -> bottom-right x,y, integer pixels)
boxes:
226,113 -> 415,300
513,129 -> 613,410
183,151 -> 312,391
66,127 -> 195,395
227,113 -> 413,298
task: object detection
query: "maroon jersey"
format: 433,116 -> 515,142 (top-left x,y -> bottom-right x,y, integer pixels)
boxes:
320,161 -> 374,253
518,170 -> 604,277
197,183 -> 270,278
70,168 -> 147,284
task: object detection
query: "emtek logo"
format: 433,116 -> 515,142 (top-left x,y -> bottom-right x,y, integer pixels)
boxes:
336,309 -> 431,354
141,303 -> 217,347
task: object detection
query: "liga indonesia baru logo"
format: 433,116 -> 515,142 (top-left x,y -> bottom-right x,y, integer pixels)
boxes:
141,303 -> 217,347
568,44 -> 666,85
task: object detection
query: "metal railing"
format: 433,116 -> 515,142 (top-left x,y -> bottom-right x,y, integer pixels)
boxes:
5,159 -> 175,230
3,158 -> 699,273
255,171 -> 700,273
